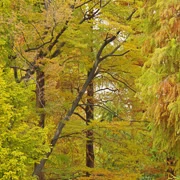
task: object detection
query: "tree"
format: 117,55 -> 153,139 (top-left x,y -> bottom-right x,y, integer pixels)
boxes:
137,0 -> 180,178
1,0 -> 168,179
0,67 -> 49,179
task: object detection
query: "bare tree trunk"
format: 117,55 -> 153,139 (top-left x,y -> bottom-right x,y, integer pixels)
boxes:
85,71 -> 94,176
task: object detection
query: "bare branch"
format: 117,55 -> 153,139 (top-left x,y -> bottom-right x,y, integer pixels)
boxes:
10,66 -> 27,72
78,103 -> 122,120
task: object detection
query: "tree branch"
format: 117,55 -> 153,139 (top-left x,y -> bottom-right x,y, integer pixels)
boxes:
96,31 -> 120,60
126,9 -> 137,21
95,87 -> 118,93
104,71 -> 136,93
73,112 -> 86,122
48,21 -> 69,51
75,0 -> 93,9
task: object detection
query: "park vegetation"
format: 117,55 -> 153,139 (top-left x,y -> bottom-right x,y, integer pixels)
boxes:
0,0 -> 179,179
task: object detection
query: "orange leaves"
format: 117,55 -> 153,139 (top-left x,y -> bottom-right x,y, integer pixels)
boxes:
158,77 -> 178,103
155,77 -> 178,123
153,76 -> 180,150
154,2 -> 180,47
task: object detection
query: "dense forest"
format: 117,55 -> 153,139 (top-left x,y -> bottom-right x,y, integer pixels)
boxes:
0,0 -> 179,179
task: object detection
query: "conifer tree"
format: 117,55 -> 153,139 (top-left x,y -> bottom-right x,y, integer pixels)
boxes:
137,0 -> 180,178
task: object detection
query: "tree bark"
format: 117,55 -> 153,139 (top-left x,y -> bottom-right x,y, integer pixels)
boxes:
35,69 -> 46,180
36,70 -> 45,128
85,71 -> 94,175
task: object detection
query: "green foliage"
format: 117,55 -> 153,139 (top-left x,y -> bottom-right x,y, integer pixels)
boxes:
1,0 -> 177,179
0,68 -> 49,179
137,0 -> 180,176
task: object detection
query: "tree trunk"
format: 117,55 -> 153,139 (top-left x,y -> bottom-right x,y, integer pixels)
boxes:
36,70 -> 45,128
85,71 -> 94,176
35,69 -> 46,180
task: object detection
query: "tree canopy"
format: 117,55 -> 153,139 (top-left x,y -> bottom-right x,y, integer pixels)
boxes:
0,0 -> 179,179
